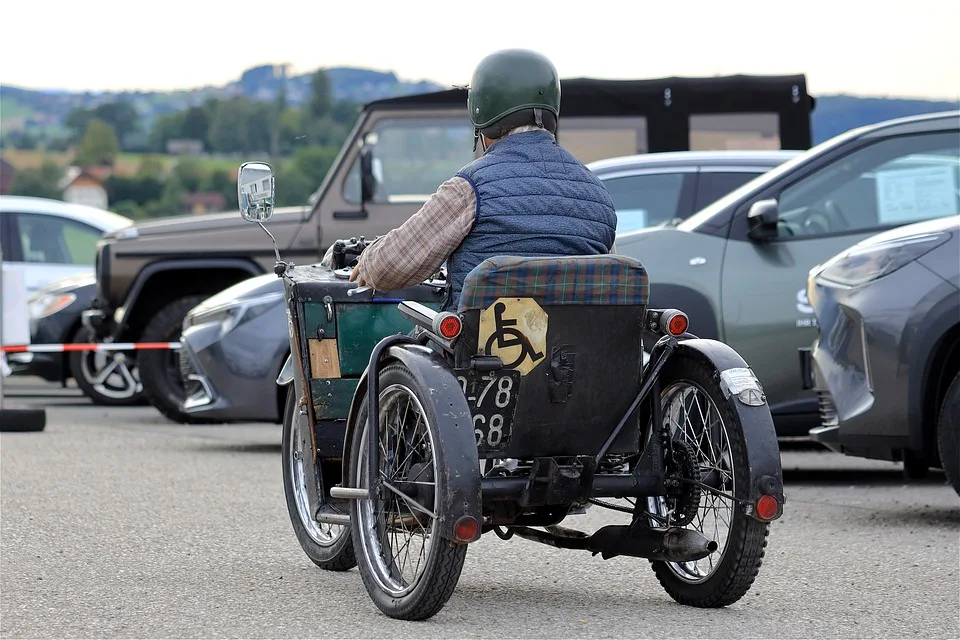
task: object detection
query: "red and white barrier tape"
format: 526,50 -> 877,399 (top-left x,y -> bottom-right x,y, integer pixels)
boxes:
1,342 -> 182,354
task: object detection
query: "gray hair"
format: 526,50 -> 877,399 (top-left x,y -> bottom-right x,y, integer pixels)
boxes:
506,124 -> 555,137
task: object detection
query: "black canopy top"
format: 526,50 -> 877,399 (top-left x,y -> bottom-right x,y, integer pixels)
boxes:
364,74 -> 816,116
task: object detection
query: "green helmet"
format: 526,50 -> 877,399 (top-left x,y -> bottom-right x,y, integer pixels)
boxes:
467,49 -> 561,138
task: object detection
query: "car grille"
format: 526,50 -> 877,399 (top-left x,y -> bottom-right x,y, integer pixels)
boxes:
816,389 -> 839,428
178,348 -> 203,397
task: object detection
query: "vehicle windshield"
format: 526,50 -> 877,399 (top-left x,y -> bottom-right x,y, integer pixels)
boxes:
673,125 -> 876,233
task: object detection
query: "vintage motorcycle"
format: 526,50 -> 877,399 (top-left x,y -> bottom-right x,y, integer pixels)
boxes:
236,161 -> 785,621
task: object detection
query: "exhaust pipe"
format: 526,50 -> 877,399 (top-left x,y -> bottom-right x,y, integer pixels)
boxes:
505,524 -> 718,563
586,525 -> 718,562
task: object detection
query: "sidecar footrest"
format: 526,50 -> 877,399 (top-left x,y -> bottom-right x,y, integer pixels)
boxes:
330,486 -> 370,500
315,511 -> 351,526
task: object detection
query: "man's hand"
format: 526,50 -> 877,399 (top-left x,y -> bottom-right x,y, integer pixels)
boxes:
349,265 -> 367,287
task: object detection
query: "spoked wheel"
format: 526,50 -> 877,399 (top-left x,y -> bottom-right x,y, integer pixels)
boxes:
350,363 -> 467,621
645,354 -> 769,607
281,385 -> 356,570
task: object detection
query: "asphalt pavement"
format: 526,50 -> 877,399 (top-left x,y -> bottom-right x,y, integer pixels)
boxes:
2,377 -> 959,639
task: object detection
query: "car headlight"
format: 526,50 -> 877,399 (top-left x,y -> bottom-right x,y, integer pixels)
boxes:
29,292 -> 77,320
816,231 -> 952,287
184,291 -> 283,337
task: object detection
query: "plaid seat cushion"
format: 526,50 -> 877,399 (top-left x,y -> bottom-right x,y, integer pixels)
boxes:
458,254 -> 650,311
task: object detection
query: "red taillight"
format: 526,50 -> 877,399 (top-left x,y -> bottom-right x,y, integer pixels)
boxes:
437,314 -> 462,340
668,314 -> 688,335
453,515 -> 480,542
662,310 -> 688,336
755,494 -> 780,521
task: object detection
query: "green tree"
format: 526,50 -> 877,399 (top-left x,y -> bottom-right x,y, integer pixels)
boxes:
247,102 -> 274,154
8,159 -> 64,199
64,108 -> 95,143
207,98 -> 253,154
156,172 -> 187,215
308,69 -> 333,120
93,101 -> 140,147
110,199 -> 147,220
180,106 -> 209,145
206,168 -> 232,193
136,155 -> 166,180
332,100 -> 361,128
75,119 -> 120,166
274,162 -> 316,207
211,169 -> 240,211
292,146 -> 337,185
276,107 -> 306,155
305,117 -> 350,148
148,111 -> 186,153
172,156 -> 207,192
104,174 -> 163,206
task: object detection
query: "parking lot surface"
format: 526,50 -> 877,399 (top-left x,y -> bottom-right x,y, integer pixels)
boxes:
2,377 -> 959,639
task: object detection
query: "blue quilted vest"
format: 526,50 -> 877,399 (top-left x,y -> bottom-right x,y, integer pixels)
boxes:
444,129 -> 617,310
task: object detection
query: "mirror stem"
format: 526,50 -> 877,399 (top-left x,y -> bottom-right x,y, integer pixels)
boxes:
258,221 -> 283,266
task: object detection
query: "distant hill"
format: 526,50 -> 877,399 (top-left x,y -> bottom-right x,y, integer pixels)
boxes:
1,65 -> 957,145
811,94 -> 958,142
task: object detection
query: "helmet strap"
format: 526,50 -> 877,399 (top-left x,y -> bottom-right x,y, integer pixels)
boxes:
533,108 -> 544,128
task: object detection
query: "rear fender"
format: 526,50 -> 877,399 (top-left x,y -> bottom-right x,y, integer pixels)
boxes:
343,344 -> 481,542
675,339 -> 784,517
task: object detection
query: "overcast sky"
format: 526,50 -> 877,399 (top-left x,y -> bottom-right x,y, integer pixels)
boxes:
3,0 -> 958,100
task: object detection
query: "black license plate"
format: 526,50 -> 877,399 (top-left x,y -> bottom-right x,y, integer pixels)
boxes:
453,368 -> 521,453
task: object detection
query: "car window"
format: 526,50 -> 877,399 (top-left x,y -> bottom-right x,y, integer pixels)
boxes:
601,172 -> 691,233
695,171 -> 767,211
343,117 -> 476,205
775,131 -> 959,238
13,213 -> 103,265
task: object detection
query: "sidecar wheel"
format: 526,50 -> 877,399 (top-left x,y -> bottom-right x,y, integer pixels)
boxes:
647,354 -> 769,608
281,385 -> 356,571
350,363 -> 467,621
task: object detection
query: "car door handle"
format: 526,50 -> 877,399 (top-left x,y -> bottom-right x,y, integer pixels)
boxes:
333,210 -> 368,220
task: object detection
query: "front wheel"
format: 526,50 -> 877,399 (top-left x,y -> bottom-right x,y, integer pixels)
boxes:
350,363 -> 467,621
647,353 -> 770,608
280,385 -> 356,570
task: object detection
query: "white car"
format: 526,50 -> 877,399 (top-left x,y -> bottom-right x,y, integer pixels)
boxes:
0,195 -> 133,294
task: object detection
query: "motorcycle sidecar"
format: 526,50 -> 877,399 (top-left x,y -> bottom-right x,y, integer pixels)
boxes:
277,262 -> 447,572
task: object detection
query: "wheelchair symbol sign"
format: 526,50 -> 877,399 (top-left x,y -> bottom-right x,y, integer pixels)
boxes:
478,297 -> 548,376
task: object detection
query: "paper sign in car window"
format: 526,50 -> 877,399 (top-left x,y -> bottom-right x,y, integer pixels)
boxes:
615,208 -> 648,233
875,165 -> 958,224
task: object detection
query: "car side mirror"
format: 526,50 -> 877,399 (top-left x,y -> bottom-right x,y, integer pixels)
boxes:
238,161 -> 275,223
747,198 -> 780,242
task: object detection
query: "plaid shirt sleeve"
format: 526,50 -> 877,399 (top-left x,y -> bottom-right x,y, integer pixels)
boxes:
353,176 -> 476,291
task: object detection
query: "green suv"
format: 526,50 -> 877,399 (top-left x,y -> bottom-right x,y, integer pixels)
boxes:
615,111 -> 960,436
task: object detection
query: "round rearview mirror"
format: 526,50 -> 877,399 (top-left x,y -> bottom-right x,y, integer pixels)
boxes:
238,161 -> 275,223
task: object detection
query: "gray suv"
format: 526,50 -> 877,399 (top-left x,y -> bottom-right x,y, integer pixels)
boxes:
615,111 -> 960,436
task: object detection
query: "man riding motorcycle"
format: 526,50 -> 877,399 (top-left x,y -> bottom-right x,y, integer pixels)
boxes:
350,48 -> 619,311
